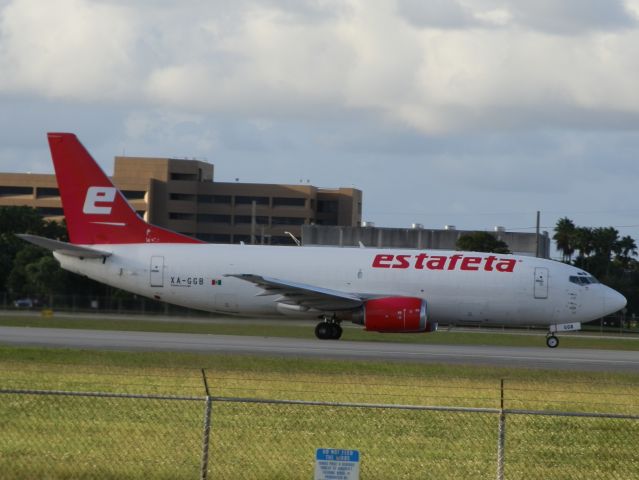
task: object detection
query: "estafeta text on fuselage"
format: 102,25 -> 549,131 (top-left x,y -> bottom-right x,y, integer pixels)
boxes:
372,253 -> 518,272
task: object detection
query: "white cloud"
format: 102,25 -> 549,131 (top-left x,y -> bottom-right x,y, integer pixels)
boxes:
123,110 -> 219,155
505,0 -> 636,34
0,0 -> 139,100
396,0 -> 474,28
1,0 -> 639,136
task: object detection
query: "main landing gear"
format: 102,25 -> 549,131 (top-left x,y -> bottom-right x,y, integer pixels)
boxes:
315,317 -> 343,340
546,334 -> 559,349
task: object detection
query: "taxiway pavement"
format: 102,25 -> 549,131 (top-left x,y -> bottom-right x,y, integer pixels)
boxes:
1,326 -> 637,372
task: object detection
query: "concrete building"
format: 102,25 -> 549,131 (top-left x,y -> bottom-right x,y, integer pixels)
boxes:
302,225 -> 551,258
0,156 -> 363,245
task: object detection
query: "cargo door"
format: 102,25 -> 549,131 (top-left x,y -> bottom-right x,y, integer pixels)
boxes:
150,256 -> 164,287
534,267 -> 549,299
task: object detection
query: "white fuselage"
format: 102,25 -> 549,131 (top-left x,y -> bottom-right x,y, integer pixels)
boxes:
54,244 -> 625,327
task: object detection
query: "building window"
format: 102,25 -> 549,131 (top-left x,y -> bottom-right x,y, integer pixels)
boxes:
270,235 -> 298,245
0,186 -> 32,197
170,193 -> 196,201
315,219 -> 338,226
196,233 -> 231,243
122,190 -> 145,200
198,194 -> 231,204
272,217 -> 305,225
317,200 -> 338,213
235,215 -> 269,225
170,173 -> 198,181
36,207 -> 64,216
235,196 -> 269,205
273,197 -> 306,207
197,214 -> 231,224
169,212 -> 195,220
234,235 -> 251,244
36,187 -> 59,198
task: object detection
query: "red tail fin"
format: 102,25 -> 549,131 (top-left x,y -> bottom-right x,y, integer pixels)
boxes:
47,133 -> 203,245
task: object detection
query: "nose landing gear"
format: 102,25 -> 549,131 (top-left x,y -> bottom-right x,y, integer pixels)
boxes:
545,322 -> 581,348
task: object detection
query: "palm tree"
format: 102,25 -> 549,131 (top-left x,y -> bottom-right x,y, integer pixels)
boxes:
591,227 -> 619,260
573,226 -> 594,260
615,235 -> 638,268
553,217 -> 576,263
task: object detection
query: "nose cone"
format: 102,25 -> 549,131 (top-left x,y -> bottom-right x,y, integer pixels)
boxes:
604,287 -> 627,315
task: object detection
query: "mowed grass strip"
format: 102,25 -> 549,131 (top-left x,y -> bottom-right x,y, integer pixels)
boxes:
1,346 -> 638,411
1,347 -> 638,479
1,313 -> 638,350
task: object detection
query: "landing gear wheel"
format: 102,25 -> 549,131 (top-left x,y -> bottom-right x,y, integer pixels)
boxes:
315,322 -> 331,340
315,321 -> 342,340
546,335 -> 559,348
330,323 -> 343,340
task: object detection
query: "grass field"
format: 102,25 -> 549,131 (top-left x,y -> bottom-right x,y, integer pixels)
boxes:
1,340 -> 638,478
1,312 -> 639,350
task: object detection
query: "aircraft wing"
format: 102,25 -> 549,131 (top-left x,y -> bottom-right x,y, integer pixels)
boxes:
227,274 -> 365,311
16,234 -> 112,258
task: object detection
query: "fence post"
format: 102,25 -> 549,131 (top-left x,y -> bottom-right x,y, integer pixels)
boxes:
200,369 -> 213,480
200,396 -> 213,480
496,379 -> 505,480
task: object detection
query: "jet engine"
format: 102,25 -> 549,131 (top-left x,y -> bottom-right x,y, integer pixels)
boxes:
351,297 -> 436,333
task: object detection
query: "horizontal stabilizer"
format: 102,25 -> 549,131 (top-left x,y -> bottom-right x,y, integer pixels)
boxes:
16,234 -> 112,258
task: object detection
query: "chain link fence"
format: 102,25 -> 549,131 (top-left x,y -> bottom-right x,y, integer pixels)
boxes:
1,388 -> 637,479
0,389 -> 208,480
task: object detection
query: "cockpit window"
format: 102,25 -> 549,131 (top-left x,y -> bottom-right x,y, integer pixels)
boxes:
569,275 -> 599,285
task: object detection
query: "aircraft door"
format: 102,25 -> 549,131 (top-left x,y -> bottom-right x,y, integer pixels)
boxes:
150,256 -> 164,287
534,267 -> 549,299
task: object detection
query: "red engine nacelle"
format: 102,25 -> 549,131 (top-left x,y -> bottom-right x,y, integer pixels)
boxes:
352,297 -> 436,333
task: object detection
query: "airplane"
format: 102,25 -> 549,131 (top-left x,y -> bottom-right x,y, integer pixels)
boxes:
18,133 -> 627,348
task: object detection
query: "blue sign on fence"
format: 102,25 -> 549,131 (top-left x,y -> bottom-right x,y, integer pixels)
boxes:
314,448 -> 360,480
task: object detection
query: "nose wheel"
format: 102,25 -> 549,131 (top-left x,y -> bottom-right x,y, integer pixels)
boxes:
546,334 -> 559,348
315,320 -> 342,340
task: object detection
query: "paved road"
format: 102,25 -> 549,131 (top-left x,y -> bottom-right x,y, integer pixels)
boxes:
1,326 -> 638,372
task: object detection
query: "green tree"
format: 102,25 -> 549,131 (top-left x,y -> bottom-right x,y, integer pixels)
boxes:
6,245 -> 46,296
616,235 -> 638,268
553,217 -> 576,263
591,227 -> 620,260
573,227 -> 594,260
551,216 -> 638,314
25,256 -> 70,296
456,232 -> 511,254
0,206 -> 68,295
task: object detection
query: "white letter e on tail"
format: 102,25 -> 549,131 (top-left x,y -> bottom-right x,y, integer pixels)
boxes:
83,186 -> 116,214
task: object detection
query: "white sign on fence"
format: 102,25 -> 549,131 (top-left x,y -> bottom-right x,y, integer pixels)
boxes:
314,448 -> 360,480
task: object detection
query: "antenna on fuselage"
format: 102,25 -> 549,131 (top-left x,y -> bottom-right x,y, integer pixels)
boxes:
284,231 -> 301,247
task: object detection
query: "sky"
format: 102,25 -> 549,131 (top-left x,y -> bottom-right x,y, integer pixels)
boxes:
2,0 -> 639,257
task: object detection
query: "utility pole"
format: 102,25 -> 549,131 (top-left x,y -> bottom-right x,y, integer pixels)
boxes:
251,200 -> 256,245
535,210 -> 541,258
